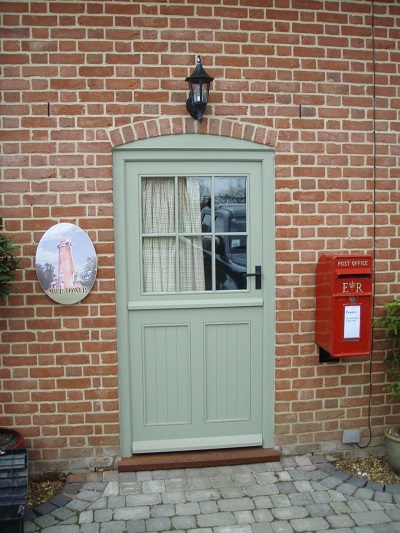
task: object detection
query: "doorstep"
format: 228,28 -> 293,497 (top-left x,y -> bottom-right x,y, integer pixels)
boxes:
118,447 -> 280,472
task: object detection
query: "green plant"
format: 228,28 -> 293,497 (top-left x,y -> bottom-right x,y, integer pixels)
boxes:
0,218 -> 21,301
374,299 -> 400,402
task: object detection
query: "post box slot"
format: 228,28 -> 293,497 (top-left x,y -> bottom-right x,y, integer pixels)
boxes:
336,269 -> 371,277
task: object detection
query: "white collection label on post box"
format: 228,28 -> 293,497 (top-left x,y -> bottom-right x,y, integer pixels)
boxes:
344,305 -> 361,339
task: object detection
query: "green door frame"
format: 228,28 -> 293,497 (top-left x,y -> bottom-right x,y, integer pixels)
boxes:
113,134 -> 275,457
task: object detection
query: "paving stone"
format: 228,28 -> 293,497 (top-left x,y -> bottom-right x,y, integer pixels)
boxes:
150,504 -> 175,518
294,456 -> 313,467
79,510 -> 94,524
126,493 -> 162,506
234,509 -> 255,524
214,525 -> 253,533
288,491 -> 314,506
384,484 -> 400,494
99,521 -> 125,533
218,497 -> 255,512
197,511 -> 237,527
126,519 -> 146,533
352,510 -> 392,526
290,516 -> 330,531
347,476 -> 368,488
80,524 -> 100,533
51,507 -> 78,521
34,501 -> 59,516
210,475 -> 233,488
244,484 -> 279,497
88,496 -> 108,510
253,472 -> 277,484
161,490 -> 186,504
354,487 -> 375,500
264,462 -> 283,472
307,503 -> 335,517
251,521 -> 275,532
142,480 -> 165,494
366,481 -> 385,492
188,476 -> 212,489
220,486 -> 246,498
336,482 -> 357,496
253,495 -> 273,509
327,513 -> 355,528
136,471 -> 152,481
33,513 -> 60,529
165,478 -> 188,491
39,526 -> 80,533
94,509 -> 113,522
271,505 -> 308,520
199,500 -> 219,513
270,521 -> 294,533
270,493 -> 291,507
51,493 -> 73,507
175,501 -> 201,515
249,463 -> 268,473
319,476 -> 342,489
253,508 -> 273,523
233,473 -> 257,486
373,491 -> 393,503
186,488 -> 220,501
144,517 -> 171,531
293,480 -> 314,492
275,481 -> 297,494
103,481 -> 119,496
23,522 -> 38,533
114,506 -> 150,521
333,470 -> 352,482
78,491 -> 102,502
172,514 -> 197,529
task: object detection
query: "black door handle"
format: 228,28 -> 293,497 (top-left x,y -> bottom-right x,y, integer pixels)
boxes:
242,265 -> 262,289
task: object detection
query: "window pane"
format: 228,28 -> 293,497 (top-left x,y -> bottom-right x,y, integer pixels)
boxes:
215,234 -> 247,291
179,236 -> 205,291
142,237 -> 176,293
214,176 -> 246,205
178,176 -> 211,233
142,177 -> 175,234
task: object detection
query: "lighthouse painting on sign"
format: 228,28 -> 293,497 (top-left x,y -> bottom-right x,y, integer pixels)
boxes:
35,223 -> 97,304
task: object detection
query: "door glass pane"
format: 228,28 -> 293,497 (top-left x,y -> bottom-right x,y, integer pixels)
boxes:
178,176 -> 211,233
142,237 -> 176,292
141,175 -> 247,293
213,177 -> 247,291
142,177 -> 175,234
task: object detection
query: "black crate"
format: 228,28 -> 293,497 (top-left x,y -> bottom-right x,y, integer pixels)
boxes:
0,504 -> 24,533
0,450 -> 27,533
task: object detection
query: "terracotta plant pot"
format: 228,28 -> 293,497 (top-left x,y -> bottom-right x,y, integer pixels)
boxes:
384,427 -> 400,477
0,427 -> 24,450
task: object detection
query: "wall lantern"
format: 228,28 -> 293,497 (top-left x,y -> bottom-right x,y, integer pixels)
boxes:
185,55 -> 214,123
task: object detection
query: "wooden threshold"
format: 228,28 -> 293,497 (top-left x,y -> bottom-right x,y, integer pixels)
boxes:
118,447 -> 280,472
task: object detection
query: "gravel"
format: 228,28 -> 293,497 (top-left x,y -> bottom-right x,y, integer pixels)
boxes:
333,455 -> 400,486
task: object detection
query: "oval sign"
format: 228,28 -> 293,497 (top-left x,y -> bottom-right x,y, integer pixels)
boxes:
35,223 -> 97,304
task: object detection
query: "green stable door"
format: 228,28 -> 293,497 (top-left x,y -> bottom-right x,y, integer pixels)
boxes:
113,136 -> 275,455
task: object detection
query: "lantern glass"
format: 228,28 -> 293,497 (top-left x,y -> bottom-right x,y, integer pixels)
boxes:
185,56 -> 214,122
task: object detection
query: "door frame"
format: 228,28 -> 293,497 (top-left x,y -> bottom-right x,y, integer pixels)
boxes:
113,134 -> 275,457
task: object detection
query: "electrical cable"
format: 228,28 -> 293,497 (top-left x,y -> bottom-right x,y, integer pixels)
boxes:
357,0 -> 377,450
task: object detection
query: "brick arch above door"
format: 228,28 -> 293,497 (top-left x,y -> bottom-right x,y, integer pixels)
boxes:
108,117 -> 277,149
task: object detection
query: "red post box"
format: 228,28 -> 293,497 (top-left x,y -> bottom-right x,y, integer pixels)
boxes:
315,254 -> 373,361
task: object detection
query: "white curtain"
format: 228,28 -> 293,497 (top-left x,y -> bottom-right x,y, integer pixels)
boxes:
141,177 -> 205,292
178,178 -> 205,291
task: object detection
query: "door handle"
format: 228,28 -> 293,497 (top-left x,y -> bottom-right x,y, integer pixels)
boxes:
242,265 -> 262,289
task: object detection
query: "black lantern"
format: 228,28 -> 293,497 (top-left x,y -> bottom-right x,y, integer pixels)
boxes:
185,55 -> 214,123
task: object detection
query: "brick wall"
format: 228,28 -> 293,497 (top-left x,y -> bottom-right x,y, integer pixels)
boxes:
1,0 -> 399,473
